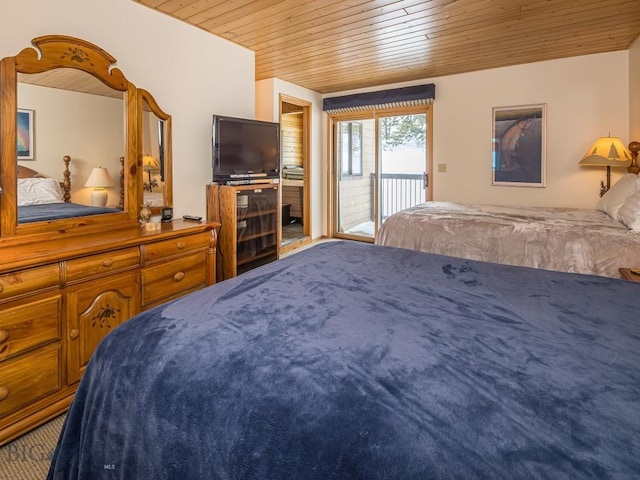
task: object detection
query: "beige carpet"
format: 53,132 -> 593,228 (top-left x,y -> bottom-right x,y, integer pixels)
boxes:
0,414 -> 65,480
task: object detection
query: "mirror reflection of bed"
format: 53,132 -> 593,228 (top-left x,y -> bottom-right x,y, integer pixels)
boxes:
17,157 -> 122,224
17,66 -> 126,224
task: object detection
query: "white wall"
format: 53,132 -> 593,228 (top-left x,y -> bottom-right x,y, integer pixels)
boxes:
324,51 -> 630,209
255,79 -> 277,123
1,0 -> 255,219
256,78 -> 325,238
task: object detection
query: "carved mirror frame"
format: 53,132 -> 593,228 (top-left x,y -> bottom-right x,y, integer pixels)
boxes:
0,35 -> 142,238
138,89 -> 172,214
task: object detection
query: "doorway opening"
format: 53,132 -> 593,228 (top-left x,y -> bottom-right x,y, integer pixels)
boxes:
280,95 -> 312,253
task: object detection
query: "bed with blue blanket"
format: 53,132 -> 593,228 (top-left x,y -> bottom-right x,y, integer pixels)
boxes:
18,202 -> 120,223
47,241 -> 640,479
17,160 -> 122,223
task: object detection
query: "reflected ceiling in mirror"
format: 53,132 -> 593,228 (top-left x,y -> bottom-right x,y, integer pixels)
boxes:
18,68 -> 122,98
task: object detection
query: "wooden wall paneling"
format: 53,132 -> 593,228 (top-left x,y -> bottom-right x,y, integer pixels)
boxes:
281,113 -> 303,167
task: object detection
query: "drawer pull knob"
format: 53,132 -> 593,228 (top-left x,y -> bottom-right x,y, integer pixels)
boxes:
173,272 -> 185,282
102,259 -> 114,267
0,387 -> 9,402
0,330 -> 8,344
70,328 -> 80,340
176,242 -> 186,250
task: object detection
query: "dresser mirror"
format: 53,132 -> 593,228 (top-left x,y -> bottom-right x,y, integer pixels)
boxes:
139,89 -> 172,213
17,68 -> 126,218
0,35 -> 148,238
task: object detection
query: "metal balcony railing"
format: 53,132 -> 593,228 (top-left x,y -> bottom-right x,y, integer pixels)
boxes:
372,173 -> 425,221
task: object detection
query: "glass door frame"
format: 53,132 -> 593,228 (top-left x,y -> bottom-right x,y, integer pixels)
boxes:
328,104 -> 433,242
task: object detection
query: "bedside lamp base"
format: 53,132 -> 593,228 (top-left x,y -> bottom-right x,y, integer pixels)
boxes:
90,188 -> 108,207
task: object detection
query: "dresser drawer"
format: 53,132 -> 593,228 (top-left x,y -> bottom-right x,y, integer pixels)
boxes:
144,232 -> 210,263
0,264 -> 59,302
141,251 -> 207,305
66,247 -> 140,283
0,345 -> 61,417
0,295 -> 62,361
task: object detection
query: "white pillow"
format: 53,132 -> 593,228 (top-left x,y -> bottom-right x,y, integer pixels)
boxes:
17,177 -> 64,206
617,190 -> 640,232
595,173 -> 640,221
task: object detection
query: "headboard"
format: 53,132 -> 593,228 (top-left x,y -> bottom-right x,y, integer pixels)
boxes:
16,165 -> 43,178
17,155 -> 71,202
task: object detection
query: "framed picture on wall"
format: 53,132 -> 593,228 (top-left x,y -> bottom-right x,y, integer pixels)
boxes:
491,104 -> 546,187
17,108 -> 34,160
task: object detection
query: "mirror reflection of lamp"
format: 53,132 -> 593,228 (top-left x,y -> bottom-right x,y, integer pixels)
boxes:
143,155 -> 160,192
84,167 -> 114,207
579,136 -> 632,197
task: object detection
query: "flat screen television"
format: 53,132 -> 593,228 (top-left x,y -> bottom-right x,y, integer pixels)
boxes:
212,115 -> 280,183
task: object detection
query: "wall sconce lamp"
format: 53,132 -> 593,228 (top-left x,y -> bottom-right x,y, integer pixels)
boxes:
579,136 -> 631,197
143,155 -> 160,180
84,167 -> 113,207
143,155 -> 160,193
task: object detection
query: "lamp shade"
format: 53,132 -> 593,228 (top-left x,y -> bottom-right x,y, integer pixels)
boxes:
143,155 -> 160,170
579,136 -> 632,167
84,167 -> 114,188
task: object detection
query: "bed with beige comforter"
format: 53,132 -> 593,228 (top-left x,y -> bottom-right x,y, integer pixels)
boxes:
375,201 -> 640,278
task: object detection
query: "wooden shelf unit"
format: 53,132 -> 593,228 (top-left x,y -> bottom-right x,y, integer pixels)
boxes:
207,183 -> 280,281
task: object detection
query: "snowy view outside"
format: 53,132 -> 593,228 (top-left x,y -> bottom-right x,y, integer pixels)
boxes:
381,145 -> 425,174
379,114 -> 427,221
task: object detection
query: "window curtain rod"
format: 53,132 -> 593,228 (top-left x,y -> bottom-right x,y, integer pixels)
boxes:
323,83 -> 435,114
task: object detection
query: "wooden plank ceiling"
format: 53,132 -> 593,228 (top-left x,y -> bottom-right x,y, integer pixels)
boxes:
18,70 -> 124,99
135,0 -> 640,94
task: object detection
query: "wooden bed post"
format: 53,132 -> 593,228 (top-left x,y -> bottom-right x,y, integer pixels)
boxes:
62,155 -> 71,202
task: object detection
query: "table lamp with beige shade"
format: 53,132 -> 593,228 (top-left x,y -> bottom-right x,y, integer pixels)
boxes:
84,167 -> 114,207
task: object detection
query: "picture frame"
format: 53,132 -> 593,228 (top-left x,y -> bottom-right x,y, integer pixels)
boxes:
491,104 -> 546,187
17,108 -> 35,160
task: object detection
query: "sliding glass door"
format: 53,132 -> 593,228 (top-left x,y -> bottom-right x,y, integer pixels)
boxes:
333,107 -> 430,241
336,118 -> 376,238
378,113 -> 428,223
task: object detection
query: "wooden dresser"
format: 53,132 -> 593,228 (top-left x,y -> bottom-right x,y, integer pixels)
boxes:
0,220 -> 218,445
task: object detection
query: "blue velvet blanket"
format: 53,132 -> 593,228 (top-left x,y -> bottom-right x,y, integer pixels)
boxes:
18,202 -> 119,223
48,241 -> 640,479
